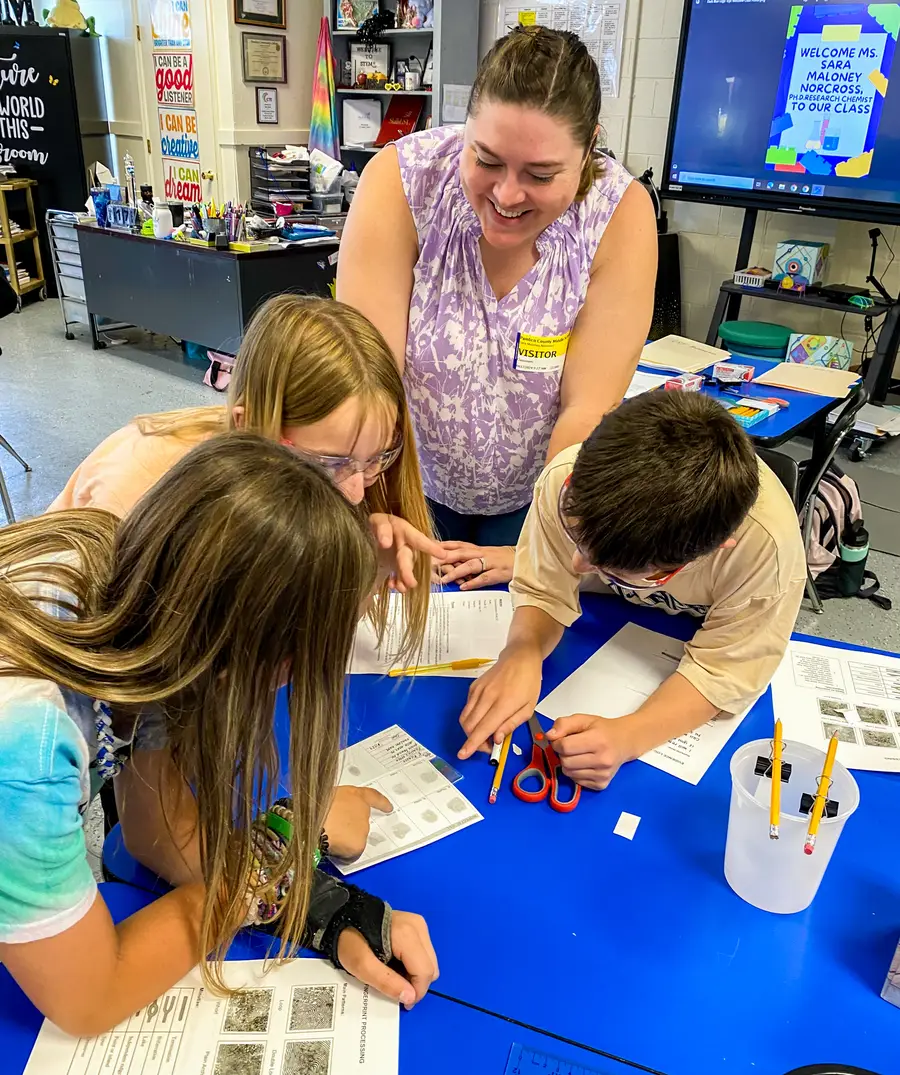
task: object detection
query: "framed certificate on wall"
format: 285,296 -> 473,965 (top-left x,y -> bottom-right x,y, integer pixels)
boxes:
241,33 -> 287,83
256,87 -> 279,124
235,0 -> 286,29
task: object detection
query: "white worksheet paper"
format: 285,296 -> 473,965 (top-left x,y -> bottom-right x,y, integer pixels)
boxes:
335,726 -> 482,875
771,639 -> 900,772
624,370 -> 670,399
535,623 -> 750,785
351,591 -> 513,677
24,958 -> 397,1075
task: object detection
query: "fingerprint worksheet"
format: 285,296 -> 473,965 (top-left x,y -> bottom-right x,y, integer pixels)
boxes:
334,725 -> 483,875
24,959 -> 397,1075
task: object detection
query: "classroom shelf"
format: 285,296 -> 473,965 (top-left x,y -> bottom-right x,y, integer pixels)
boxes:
333,27 -> 432,35
2,228 -> 37,244
340,144 -> 381,153
336,88 -> 432,95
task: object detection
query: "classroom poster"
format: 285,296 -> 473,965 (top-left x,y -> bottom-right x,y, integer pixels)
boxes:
163,158 -> 202,203
158,107 -> 199,161
767,3 -> 899,180
153,51 -> 194,107
151,0 -> 192,50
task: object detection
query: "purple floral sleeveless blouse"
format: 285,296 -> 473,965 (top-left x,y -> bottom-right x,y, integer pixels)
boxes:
396,125 -> 632,515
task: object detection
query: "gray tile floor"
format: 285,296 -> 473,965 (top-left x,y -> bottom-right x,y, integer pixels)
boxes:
2,301 -> 899,874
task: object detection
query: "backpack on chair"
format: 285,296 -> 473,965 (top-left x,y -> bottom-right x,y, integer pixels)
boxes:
800,461 -> 891,610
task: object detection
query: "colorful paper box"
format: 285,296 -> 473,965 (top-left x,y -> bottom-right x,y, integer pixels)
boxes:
787,333 -> 853,370
771,240 -> 829,293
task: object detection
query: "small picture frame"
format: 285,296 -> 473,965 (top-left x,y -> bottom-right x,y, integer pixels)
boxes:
256,86 -> 279,124
242,32 -> 287,83
234,0 -> 285,29
393,58 -> 409,83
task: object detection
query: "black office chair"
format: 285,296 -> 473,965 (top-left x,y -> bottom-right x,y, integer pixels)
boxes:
756,382 -> 869,614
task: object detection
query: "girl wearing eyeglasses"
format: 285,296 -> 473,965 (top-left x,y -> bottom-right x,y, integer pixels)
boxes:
50,294 -> 444,860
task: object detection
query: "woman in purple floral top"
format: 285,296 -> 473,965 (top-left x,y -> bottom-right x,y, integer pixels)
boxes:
338,26 -> 656,587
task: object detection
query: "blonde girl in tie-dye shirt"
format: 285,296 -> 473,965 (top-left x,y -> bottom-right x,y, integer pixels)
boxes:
339,26 -> 656,586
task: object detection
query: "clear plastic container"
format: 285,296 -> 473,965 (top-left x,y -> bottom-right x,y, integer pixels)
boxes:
724,737 -> 859,914
311,193 -> 343,215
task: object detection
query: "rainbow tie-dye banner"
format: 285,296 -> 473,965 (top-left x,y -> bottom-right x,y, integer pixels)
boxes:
310,16 -> 341,162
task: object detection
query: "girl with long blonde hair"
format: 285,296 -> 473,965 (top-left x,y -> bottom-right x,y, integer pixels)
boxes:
51,296 -> 443,857
0,434 -> 438,1037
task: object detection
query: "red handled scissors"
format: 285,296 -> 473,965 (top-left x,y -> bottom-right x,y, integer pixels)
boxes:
512,714 -> 581,813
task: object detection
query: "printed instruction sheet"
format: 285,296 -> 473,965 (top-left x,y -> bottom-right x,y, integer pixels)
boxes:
24,958 -> 397,1075
351,591 -> 512,677
336,726 -> 482,874
771,639 -> 900,772
535,623 -> 750,785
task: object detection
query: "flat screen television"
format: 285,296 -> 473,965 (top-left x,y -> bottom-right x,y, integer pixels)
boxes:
662,0 -> 900,223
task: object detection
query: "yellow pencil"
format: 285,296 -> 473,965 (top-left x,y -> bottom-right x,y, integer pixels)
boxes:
769,718 -> 783,840
388,657 -> 494,678
489,734 -> 511,805
804,733 -> 839,855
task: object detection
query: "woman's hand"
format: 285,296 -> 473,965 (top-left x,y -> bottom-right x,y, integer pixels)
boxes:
438,543 -> 515,590
369,514 -> 447,593
337,911 -> 439,1009
324,786 -> 392,861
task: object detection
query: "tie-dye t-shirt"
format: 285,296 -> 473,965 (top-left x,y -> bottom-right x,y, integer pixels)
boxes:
0,555 -> 167,944
396,125 -> 632,515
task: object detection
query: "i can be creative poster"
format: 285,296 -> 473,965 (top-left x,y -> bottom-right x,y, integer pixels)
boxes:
767,3 -> 900,180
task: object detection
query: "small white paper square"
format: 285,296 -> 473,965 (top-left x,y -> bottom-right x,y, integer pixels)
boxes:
613,811 -> 641,840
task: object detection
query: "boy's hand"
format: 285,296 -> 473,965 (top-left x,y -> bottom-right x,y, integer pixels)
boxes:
458,644 -> 542,759
324,786 -> 392,860
337,911 -> 439,1010
546,714 -> 635,790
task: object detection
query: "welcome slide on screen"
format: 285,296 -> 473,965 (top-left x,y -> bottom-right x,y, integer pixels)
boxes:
767,3 -> 899,179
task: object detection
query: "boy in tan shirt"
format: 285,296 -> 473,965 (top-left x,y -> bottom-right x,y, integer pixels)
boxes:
458,391 -> 807,789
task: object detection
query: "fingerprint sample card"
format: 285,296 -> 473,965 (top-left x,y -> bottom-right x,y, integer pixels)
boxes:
24,959 -> 398,1074
335,725 -> 483,875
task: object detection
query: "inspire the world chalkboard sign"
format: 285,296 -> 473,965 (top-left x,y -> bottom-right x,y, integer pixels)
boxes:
0,30 -> 88,196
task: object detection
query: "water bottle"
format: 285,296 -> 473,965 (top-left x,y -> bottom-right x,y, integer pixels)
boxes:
837,519 -> 869,597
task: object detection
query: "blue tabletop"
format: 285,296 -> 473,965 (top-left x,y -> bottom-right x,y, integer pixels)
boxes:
99,594 -> 900,1075
0,884 -> 649,1075
320,595 -> 900,1075
640,356 -> 842,446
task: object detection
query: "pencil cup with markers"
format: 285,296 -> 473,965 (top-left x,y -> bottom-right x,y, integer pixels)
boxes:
724,738 -> 859,914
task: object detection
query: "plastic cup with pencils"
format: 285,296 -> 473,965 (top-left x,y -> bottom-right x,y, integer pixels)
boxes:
723,735 -> 859,914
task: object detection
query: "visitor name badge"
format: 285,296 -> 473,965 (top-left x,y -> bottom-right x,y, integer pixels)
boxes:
513,331 -> 570,373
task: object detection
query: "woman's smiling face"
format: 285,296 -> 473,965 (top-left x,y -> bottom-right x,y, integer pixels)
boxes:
459,101 -> 587,251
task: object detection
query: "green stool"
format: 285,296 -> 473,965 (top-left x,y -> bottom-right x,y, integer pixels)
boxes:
718,320 -> 792,361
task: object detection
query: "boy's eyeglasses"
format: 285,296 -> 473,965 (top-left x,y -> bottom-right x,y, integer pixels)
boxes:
282,434 -> 403,482
557,476 -> 686,590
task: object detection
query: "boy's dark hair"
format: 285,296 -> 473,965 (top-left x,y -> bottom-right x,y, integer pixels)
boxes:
565,391 -> 761,572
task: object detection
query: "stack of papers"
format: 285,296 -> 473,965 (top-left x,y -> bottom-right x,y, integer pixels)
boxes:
640,335 -> 728,373
754,363 -> 859,397
829,401 -> 900,436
